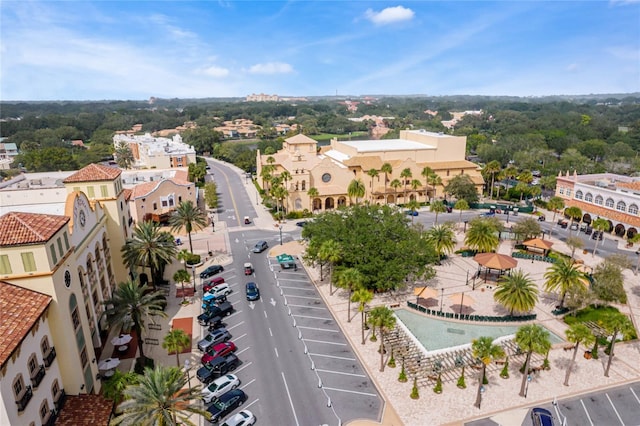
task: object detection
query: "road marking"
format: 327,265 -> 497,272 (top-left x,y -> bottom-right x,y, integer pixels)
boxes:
322,387 -> 378,397
315,369 -> 366,378
281,372 -> 300,426
309,353 -> 356,361
269,328 -> 273,337
263,310 -> 268,319
236,347 -> 251,356
292,314 -> 333,321
630,387 -> 640,405
234,362 -> 253,374
226,321 -> 245,331
287,304 -> 327,310
270,298 -> 277,306
580,399 -> 595,426
248,302 -> 255,310
279,285 -> 316,291
219,167 -> 242,227
605,393 -> 625,425
302,338 -> 346,346
284,294 -> 322,301
227,310 -> 243,319
297,326 -> 339,333
242,398 -> 260,410
232,333 -> 247,341
274,347 -> 279,358
240,378 -> 256,389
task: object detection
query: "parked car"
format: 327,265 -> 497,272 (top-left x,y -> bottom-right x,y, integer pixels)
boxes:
200,265 -> 224,279
530,407 -> 555,426
197,354 -> 240,384
198,311 -> 223,327
245,282 -> 260,301
207,389 -> 247,423
220,410 -> 256,426
197,328 -> 231,352
203,276 -> 225,293
584,227 -> 593,235
202,292 -> 227,310
537,215 -> 546,222
404,210 -> 418,216
558,220 -> 568,229
205,282 -> 231,299
592,230 -> 603,240
252,240 -> 268,253
570,223 -> 579,231
202,342 -> 237,365
243,262 -> 253,276
201,374 -> 240,404
296,221 -> 308,227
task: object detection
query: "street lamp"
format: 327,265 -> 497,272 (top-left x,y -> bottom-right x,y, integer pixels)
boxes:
439,288 -> 444,312
278,224 -> 283,245
635,250 -> 640,276
192,267 -> 197,294
524,374 -> 532,398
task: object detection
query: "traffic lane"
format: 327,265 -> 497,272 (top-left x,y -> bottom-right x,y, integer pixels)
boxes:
207,160 -> 257,223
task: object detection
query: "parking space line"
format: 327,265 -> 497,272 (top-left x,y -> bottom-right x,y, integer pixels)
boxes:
279,285 -> 316,291
284,294 -> 322,301
297,326 -> 339,333
243,398 -> 260,410
269,327 -> 273,337
240,378 -> 256,389
630,387 -> 640,405
281,372 -> 300,426
227,310 -> 243,319
316,368 -> 366,378
287,304 -> 327,310
263,310 -> 268,319
236,347 -> 251,356
232,333 -> 247,342
292,314 -> 332,321
226,321 -> 245,331
234,361 -> 253,374
303,338 -> 346,346
309,353 -> 356,361
580,399 -> 595,426
322,387 -> 378,397
274,347 -> 279,358
605,393 -> 626,425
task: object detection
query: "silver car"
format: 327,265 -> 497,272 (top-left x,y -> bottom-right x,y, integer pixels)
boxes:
201,374 -> 240,404
197,328 -> 231,352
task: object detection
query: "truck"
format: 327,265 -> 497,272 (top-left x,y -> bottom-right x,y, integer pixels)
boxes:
196,354 -> 240,384
197,301 -> 234,326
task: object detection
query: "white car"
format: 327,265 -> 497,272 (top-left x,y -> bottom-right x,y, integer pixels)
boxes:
220,410 -> 256,426
206,282 -> 231,299
201,374 -> 240,403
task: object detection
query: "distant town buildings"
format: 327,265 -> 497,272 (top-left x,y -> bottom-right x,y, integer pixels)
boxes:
113,132 -> 196,169
214,119 -> 261,139
0,141 -> 19,169
246,93 -> 279,102
441,110 -> 483,129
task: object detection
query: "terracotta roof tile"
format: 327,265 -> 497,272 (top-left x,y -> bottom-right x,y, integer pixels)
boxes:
0,212 -> 69,246
617,181 -> 640,191
123,188 -> 132,201
56,394 -> 113,426
174,169 -> 189,181
63,164 -> 121,183
0,281 -> 51,368
130,181 -> 160,199
285,133 -> 317,144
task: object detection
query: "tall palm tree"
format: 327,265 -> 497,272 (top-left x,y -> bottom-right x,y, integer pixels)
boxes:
454,199 -> 470,227
389,179 -> 402,202
494,170 -> 506,200
368,306 -> 396,372
406,199 -> 420,224
169,200 -> 208,253
591,218 -> 609,257
334,267 -> 364,322
318,239 -> 341,289
173,269 -> 191,303
471,337 -> 505,408
112,365 -> 208,426
515,182 -> 529,202
428,173 -> 443,202
430,200 -> 447,224
515,324 -> 551,397
563,323 -> 594,386
564,235 -> 584,260
347,178 -> 366,205
504,165 -> 518,189
381,162 -> 393,203
103,281 -> 167,363
280,171 -> 292,211
564,206 -> 582,235
410,179 -> 422,203
483,161 -> 501,199
465,218 -> 500,253
518,170 -> 533,184
425,224 -> 456,260
122,221 -> 177,288
602,313 -> 634,377
543,259 -> 588,309
366,169 -> 379,203
421,166 -> 434,203
307,187 -> 319,213
271,184 -> 289,221
162,329 -> 191,367
400,168 -> 412,204
494,270 -> 539,315
547,196 -> 565,222
352,288 -> 373,344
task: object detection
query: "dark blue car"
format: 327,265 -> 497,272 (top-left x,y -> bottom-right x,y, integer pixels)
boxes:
207,389 -> 247,423
530,407 -> 555,426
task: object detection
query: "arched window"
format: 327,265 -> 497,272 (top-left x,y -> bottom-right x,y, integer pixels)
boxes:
629,204 -> 639,215
12,374 -> 26,399
617,201 -> 626,212
595,195 -> 603,205
27,353 -> 38,377
40,336 -> 50,356
605,198 -> 614,208
575,190 -> 583,200
585,193 -> 593,202
39,399 -> 51,423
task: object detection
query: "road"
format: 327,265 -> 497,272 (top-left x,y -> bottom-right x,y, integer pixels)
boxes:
202,159 -> 383,425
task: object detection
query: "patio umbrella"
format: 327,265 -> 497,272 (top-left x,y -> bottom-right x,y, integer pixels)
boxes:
473,253 -> 518,270
111,334 -> 132,346
414,286 -> 439,299
449,293 -> 476,315
98,357 -> 121,371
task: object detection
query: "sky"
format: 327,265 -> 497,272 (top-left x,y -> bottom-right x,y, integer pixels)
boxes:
1,1 -> 639,101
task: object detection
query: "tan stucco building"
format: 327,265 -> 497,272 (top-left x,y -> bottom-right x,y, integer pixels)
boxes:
256,130 -> 483,212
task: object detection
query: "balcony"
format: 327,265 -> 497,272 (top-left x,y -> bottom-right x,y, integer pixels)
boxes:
43,347 -> 57,367
30,365 -> 46,388
15,385 -> 33,412
54,389 -> 66,411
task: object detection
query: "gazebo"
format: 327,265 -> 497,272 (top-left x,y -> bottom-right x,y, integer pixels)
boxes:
522,238 -> 553,256
473,252 -> 518,283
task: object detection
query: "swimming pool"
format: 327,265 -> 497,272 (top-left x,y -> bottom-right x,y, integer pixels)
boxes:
394,308 -> 564,354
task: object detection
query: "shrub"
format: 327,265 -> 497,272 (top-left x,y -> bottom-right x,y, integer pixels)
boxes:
433,375 -> 442,394
185,252 -> 201,266
411,377 -> 420,399
398,361 -> 407,383
387,350 -> 396,368
134,356 -> 154,374
500,359 -> 510,379
591,340 -> 599,360
457,371 -> 466,389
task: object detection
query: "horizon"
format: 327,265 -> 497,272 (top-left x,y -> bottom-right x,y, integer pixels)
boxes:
1,1 -> 639,101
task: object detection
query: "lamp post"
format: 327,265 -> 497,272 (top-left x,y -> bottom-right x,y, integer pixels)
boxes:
524,374 -> 532,398
184,359 -> 192,390
192,267 -> 197,294
439,288 -> 444,312
463,220 -> 468,232
635,250 -> 640,276
278,224 -> 283,245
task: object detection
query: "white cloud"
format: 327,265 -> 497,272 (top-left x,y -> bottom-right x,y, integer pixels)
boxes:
365,6 -> 415,25
195,66 -> 230,78
248,62 -> 294,74
566,63 -> 579,72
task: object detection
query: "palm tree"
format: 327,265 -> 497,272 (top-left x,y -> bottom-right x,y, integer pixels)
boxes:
406,200 -> 420,224
483,161 -> 501,199
430,200 -> 447,224
271,184 -> 288,221
112,365 -> 208,426
465,218 -> 500,253
368,306 -> 396,372
173,269 -> 191,303
400,168 -> 412,204
543,259 -> 588,309
563,323 -> 595,386
103,281 -> 167,363
602,313 -> 634,377
307,187 -> 319,213
494,170 -> 506,200
564,206 -> 583,235
351,288 -> 373,344
334,267 -> 364,322
381,162 -> 393,203
169,201 -> 208,253
347,178 -> 366,205
318,239 -> 341,289
591,218 -> 609,257
421,166 -> 434,203
547,196 -> 565,222
515,324 -> 551,397
425,224 -> 456,261
428,173 -> 443,201
518,170 -> 534,184
101,370 -> 140,406
565,235 -> 584,260
410,179 -> 422,203
454,199 -> 470,227
389,179 -> 402,202
504,165 -> 518,189
280,171 -> 292,211
162,329 -> 191,367
471,336 -> 505,408
366,169 -> 379,203
122,221 -> 177,288
494,270 -> 539,315
515,182 -> 529,202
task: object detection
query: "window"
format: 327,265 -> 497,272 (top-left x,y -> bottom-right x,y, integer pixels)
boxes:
50,245 -> 58,264
41,337 -> 50,355
21,252 -> 36,272
28,354 -> 38,376
566,189 -> 572,197
606,198 -> 614,208
71,307 -> 80,330
63,232 -> 69,250
0,254 -> 11,274
13,375 -> 24,397
575,190 -> 583,200
595,195 -> 603,205
302,180 -> 306,190
80,347 -> 88,368
585,193 -> 593,202
617,201 -> 626,212
87,186 -> 95,198
559,187 -> 564,194
629,204 -> 639,215
57,237 -> 63,257
100,185 -> 108,197
52,379 -> 60,398
39,399 -> 50,421
153,202 -> 157,210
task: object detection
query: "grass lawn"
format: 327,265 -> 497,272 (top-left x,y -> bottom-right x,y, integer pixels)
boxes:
565,305 -> 638,340
311,131 -> 368,142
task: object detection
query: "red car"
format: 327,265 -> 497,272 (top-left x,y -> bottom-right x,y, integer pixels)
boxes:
201,342 -> 237,365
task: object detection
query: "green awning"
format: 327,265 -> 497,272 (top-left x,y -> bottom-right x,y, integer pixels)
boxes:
276,254 -> 295,264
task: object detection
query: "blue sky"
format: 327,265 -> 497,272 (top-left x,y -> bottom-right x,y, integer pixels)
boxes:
1,1 -> 639,101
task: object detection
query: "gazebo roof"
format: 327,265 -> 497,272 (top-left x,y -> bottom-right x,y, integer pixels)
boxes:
473,252 -> 518,270
522,238 -> 553,250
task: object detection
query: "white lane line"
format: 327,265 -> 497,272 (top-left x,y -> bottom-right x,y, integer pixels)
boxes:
234,361 -> 253,374
269,327 -> 273,337
281,372 -> 300,426
240,378 -> 256,389
232,333 -> 247,342
309,353 -> 356,361
297,326 -> 339,333
236,347 -> 251,356
580,399 -> 595,426
279,285 -> 316,291
302,338 -> 346,346
630,387 -> 640,405
287,304 -> 327,310
226,321 -> 245,331
283,295 -> 322,301
605,393 -> 625,425
292,314 -> 333,321
322,387 -> 378,397
274,347 -> 279,357
227,310 -> 243,319
315,369 -> 366,378
263,310 -> 268,319
243,398 -> 260,410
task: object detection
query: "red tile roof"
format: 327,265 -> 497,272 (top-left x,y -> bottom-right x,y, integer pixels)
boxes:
56,394 -> 113,426
617,181 -> 640,191
0,281 -> 51,368
123,188 -> 132,201
0,212 -> 69,246
63,164 -> 121,183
